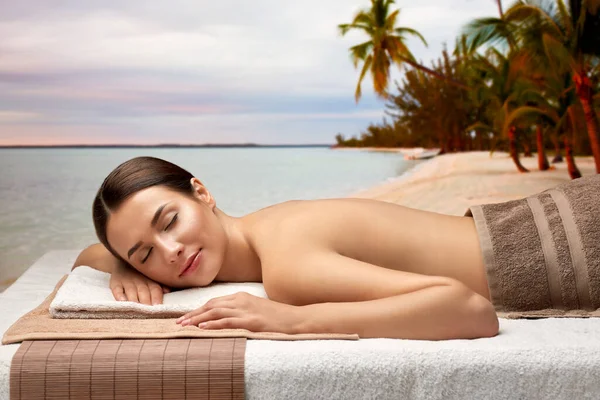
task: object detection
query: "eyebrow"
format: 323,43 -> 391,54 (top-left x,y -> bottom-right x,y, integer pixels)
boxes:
127,202 -> 169,260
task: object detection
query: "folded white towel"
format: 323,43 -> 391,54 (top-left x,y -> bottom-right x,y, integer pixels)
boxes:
49,266 -> 268,319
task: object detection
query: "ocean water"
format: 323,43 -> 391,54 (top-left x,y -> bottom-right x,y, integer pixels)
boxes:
0,147 -> 418,287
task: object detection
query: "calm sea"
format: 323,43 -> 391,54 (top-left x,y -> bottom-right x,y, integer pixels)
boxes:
0,147 -> 418,288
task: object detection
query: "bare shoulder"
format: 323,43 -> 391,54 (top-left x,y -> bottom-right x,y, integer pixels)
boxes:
246,197 -> 386,252
246,196 -> 451,266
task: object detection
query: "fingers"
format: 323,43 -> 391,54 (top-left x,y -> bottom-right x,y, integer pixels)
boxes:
176,299 -> 234,322
194,318 -> 246,330
149,284 -> 164,306
111,284 -> 127,302
123,284 -> 140,303
162,286 -> 171,294
137,285 -> 152,306
178,307 -> 243,327
113,282 -> 163,305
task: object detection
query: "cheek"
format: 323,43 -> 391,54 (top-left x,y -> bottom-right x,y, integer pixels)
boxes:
178,208 -> 207,241
142,264 -> 174,284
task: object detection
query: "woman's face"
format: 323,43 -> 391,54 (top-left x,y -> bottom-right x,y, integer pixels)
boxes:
106,178 -> 227,288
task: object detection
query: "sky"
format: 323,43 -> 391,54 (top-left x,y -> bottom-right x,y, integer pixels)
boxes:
0,0 -> 499,145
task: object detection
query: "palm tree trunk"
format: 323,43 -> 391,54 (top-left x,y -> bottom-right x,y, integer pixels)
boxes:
564,133 -> 582,179
496,0 -> 504,18
524,140 -> 532,157
574,73 -> 600,173
552,136 -> 563,163
565,105 -> 582,179
508,126 -> 529,172
536,124 -> 550,170
437,126 -> 447,154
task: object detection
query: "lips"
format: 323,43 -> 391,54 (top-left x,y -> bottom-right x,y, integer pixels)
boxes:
180,249 -> 201,277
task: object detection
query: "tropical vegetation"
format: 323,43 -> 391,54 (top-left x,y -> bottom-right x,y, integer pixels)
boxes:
335,0 -> 600,176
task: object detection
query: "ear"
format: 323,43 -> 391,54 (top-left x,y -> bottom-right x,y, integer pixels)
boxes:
190,177 -> 216,209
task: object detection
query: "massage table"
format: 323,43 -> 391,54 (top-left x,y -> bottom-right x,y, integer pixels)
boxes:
1,251 -> 600,399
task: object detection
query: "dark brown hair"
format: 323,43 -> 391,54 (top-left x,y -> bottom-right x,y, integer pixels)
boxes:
93,156 -> 195,262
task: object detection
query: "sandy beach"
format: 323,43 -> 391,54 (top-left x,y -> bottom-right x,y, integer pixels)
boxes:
351,150 -> 597,216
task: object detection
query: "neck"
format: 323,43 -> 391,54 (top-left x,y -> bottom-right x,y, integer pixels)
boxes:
213,208 -> 262,282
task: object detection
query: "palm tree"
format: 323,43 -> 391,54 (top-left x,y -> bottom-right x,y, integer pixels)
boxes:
338,0 -> 467,103
465,1 -> 591,174
506,0 -> 600,172
501,64 -> 585,177
464,6 -> 535,172
467,49 -> 533,172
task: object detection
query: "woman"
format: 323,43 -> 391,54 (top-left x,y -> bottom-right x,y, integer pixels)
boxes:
73,156 -> 600,340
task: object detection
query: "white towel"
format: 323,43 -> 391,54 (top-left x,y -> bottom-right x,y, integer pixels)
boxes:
49,266 -> 268,319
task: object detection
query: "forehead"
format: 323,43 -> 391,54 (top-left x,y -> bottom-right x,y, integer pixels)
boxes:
106,186 -> 183,253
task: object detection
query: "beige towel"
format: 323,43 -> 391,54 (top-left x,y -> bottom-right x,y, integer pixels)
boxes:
2,276 -> 359,344
467,174 -> 600,318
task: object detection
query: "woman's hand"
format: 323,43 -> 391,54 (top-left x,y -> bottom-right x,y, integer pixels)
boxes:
110,262 -> 170,305
176,292 -> 304,334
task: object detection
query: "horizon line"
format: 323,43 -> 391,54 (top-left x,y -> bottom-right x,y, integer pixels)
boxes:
0,143 -> 336,148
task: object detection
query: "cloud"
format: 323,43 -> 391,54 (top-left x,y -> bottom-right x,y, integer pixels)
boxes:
0,111 -> 43,123
0,0 -> 499,144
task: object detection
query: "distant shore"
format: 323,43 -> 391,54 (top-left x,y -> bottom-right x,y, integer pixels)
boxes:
351,151 -> 597,216
331,146 -> 406,153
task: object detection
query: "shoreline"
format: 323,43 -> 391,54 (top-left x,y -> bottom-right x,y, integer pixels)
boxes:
351,151 -> 597,216
332,146 -> 408,153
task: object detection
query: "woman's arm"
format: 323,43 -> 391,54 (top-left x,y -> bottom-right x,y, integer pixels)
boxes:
72,243 -> 122,273
295,283 -> 498,340
178,250 -> 499,339
72,243 -> 169,305
264,251 -> 499,340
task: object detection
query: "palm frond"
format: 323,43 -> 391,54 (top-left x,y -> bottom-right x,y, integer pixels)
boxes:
463,17 -> 515,51
502,105 -> 559,138
385,36 -> 417,65
394,27 -> 428,47
505,4 -> 563,38
338,22 -> 372,36
349,41 -> 375,67
355,54 -> 373,103
385,9 -> 400,30
466,122 -> 495,133
542,32 -> 578,73
556,0 -> 573,35
372,47 -> 391,97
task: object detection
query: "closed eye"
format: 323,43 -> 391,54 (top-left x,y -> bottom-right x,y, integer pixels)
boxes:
142,248 -> 152,264
164,213 -> 178,231
141,214 -> 178,264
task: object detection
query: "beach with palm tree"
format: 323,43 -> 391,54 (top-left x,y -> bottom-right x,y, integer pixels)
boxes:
336,0 -> 599,211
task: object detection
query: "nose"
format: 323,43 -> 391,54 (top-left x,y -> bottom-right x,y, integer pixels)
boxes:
158,238 -> 184,265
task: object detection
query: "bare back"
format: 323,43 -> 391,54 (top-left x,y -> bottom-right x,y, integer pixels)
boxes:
244,198 -> 490,300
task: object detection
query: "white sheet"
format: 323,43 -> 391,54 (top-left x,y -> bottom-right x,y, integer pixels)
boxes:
50,266 -> 267,318
2,250 -> 600,400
